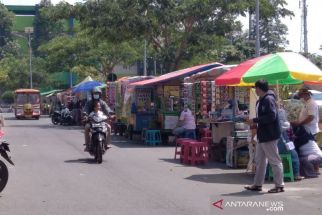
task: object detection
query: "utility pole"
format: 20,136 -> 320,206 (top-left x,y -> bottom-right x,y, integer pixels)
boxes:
255,0 -> 260,57
25,27 -> 34,89
300,0 -> 308,53
69,17 -> 74,88
144,39 -> 147,76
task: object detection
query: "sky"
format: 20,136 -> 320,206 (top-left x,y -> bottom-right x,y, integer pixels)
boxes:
2,0 -> 322,55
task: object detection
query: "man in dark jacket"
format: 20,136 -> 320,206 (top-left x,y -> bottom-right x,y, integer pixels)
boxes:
245,79 -> 284,193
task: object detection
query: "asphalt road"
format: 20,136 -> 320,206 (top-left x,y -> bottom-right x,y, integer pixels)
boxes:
0,113 -> 322,215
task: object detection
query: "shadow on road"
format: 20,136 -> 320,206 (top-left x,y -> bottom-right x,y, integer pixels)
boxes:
5,123 -> 82,130
221,190 -> 266,197
64,158 -> 97,164
159,158 -> 231,170
185,173 -> 254,185
112,137 -> 174,149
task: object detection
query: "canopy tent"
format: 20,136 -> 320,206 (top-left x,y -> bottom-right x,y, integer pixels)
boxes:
40,89 -> 62,96
184,65 -> 236,83
130,62 -> 223,87
215,52 -> 322,86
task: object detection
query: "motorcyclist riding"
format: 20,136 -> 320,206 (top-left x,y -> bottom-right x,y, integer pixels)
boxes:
83,87 -> 114,151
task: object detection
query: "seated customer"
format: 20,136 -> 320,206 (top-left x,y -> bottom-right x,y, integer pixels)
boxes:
293,126 -> 322,178
178,107 -> 196,139
278,108 -> 303,180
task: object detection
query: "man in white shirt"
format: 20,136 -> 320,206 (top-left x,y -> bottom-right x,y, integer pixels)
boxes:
291,88 -> 320,136
292,88 -> 320,175
179,107 -> 196,139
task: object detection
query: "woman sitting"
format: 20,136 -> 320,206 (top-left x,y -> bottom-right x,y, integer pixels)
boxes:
277,108 -> 304,181
293,126 -> 322,178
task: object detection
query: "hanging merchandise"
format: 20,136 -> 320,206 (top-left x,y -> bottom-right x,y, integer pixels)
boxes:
211,81 -> 216,112
215,86 -> 230,109
234,87 -> 250,107
106,82 -> 117,110
163,86 -> 180,112
194,82 -> 201,114
199,81 -> 213,117
135,88 -> 153,112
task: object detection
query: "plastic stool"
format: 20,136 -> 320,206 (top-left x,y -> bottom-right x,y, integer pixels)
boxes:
180,140 -> 198,164
174,138 -> 193,159
268,153 -> 294,182
145,130 -> 162,146
201,128 -> 212,138
187,141 -> 209,165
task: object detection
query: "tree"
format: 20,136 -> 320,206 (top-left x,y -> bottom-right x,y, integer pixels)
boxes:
38,32 -> 140,81
0,55 -> 52,91
1,90 -> 14,104
32,0 -> 65,56
0,4 -> 15,58
247,0 -> 294,54
44,0 -> 250,73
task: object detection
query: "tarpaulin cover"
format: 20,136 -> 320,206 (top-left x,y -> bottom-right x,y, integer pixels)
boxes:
130,62 -> 223,87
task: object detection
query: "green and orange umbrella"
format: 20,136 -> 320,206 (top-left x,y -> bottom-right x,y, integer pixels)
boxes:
215,52 -> 322,86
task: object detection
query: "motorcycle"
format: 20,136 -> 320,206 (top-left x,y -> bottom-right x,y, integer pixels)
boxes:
51,107 -> 74,126
84,113 -> 109,164
0,132 -> 14,193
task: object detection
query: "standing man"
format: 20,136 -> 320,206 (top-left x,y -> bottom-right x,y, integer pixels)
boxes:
245,79 -> 284,193
291,88 -> 320,137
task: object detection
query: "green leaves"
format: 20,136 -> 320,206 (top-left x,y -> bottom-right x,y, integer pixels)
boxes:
0,3 -> 15,56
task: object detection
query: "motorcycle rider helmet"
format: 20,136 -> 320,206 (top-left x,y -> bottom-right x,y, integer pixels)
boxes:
91,87 -> 102,100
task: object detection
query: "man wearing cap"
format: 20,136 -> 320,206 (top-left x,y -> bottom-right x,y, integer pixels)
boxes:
291,87 -> 320,175
291,88 -> 320,137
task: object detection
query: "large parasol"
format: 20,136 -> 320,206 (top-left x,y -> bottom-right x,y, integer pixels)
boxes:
215,52 -> 322,86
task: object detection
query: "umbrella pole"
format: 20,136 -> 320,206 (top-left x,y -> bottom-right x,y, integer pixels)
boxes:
276,80 -> 280,108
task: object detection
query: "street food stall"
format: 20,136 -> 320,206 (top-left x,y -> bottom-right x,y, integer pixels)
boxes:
128,62 -> 223,142
214,52 -> 322,169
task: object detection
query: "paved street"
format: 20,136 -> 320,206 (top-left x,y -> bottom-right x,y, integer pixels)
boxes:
0,113 -> 322,215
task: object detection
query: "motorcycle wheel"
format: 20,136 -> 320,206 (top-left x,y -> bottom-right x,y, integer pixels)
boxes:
51,116 -> 59,125
0,160 -> 9,193
95,142 -> 103,164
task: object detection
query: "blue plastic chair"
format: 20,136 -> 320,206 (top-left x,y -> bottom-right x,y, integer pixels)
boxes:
145,130 -> 162,146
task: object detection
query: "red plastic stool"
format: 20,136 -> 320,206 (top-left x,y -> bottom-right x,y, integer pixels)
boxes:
201,128 -> 212,138
174,138 -> 193,159
187,141 -> 209,165
201,137 -> 212,159
180,140 -> 199,164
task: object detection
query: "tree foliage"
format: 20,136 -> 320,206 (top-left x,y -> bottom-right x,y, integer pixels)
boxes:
1,90 -> 14,104
0,3 -> 15,58
72,0 -> 250,72
247,0 -> 294,54
38,31 -> 140,81
32,0 -> 65,56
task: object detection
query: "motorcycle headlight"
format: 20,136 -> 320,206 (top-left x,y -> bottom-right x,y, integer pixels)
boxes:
92,123 -> 102,128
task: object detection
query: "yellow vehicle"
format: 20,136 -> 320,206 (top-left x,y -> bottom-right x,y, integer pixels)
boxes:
14,89 -> 41,119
